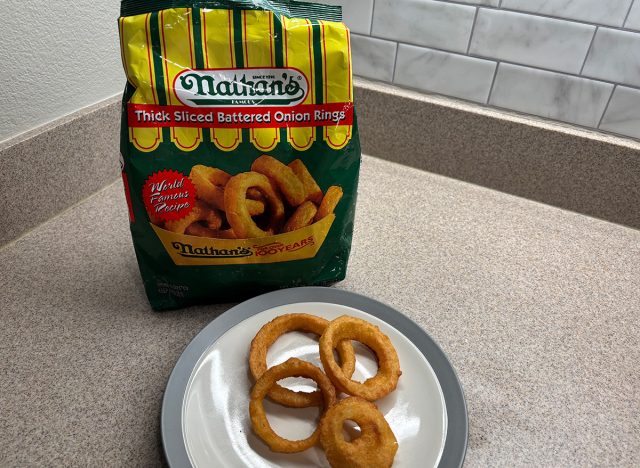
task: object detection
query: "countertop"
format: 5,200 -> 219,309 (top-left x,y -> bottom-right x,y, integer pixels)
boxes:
1,156 -> 639,467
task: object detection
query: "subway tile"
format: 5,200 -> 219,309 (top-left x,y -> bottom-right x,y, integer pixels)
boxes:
582,28 -> 640,88
469,9 -> 595,74
599,86 -> 640,140
351,35 -> 397,82
394,44 -> 497,103
307,0 -> 374,35
489,63 -> 613,127
372,0 -> 476,54
624,1 -> 640,31
501,0 -> 633,27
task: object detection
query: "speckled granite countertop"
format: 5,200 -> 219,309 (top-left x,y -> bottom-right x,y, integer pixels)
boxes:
1,156 -> 639,467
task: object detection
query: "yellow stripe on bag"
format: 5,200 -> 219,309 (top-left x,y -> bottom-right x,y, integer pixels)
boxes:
120,14 -> 163,152
243,10 -> 280,152
201,9 -> 242,152
159,9 -> 203,152
283,17 -> 315,151
320,21 -> 352,150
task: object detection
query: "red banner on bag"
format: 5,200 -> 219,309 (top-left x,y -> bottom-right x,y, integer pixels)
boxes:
127,103 -> 353,129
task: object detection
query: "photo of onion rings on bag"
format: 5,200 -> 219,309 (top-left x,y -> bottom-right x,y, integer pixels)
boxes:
147,157 -> 342,240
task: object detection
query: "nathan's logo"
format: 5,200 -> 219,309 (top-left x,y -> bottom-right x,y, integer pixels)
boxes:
174,68 -> 309,107
171,242 -> 253,259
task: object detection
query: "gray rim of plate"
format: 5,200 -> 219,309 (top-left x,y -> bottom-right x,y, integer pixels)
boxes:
161,286 -> 468,468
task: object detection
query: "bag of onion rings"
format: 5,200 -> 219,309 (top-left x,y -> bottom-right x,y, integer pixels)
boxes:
118,0 -> 360,310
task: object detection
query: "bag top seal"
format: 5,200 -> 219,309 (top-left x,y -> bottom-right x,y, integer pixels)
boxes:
120,0 -> 342,21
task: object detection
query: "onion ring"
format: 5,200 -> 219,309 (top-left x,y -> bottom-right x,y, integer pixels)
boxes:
190,164 -> 264,216
184,223 -> 236,239
289,159 -> 323,205
251,155 -> 306,207
224,172 -> 285,238
249,313 -> 355,408
164,201 -> 223,233
315,186 -> 343,221
319,316 -> 401,401
283,201 -> 318,233
319,397 -> 398,468
249,358 -> 336,453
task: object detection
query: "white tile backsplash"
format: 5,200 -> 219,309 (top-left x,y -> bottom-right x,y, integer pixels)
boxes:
372,0 -> 476,53
308,0 -> 374,35
582,28 -> 640,88
501,0 -> 633,27
599,86 -> 640,139
469,9 -> 595,74
489,64 -> 613,127
351,35 -> 397,83
394,44 -> 497,103
342,0 -> 640,140
626,1 -> 640,31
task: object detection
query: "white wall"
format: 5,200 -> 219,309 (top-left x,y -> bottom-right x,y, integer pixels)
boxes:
0,0 -> 124,142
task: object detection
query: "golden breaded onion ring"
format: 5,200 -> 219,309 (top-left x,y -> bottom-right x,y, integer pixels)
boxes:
283,201 -> 318,233
190,164 -> 264,216
289,159 -> 323,205
319,397 -> 398,468
224,172 -> 285,238
249,358 -> 336,453
315,186 -> 343,221
164,201 -> 222,233
319,316 -> 401,401
249,313 -> 356,408
252,155 -> 306,207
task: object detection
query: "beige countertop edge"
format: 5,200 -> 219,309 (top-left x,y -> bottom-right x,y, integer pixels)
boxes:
1,155 -> 639,467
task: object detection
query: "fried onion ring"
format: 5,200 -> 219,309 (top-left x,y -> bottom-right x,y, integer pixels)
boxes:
315,186 -> 343,221
319,316 -> 401,401
190,164 -> 264,216
289,159 -> 323,205
252,155 -> 306,207
249,358 -> 336,453
283,201 -> 318,233
319,397 -> 398,468
224,172 -> 285,238
164,201 -> 223,233
249,314 -> 355,408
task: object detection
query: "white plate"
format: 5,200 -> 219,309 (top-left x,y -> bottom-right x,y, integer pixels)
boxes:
162,287 -> 467,468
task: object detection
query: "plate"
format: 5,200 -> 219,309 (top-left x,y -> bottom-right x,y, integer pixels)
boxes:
162,287 -> 468,467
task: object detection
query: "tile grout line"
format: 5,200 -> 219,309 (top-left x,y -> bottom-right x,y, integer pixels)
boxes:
362,32 -> 640,92
579,26 -> 598,75
623,0 -> 635,27
486,61 -> 501,104
391,41 -> 400,83
597,85 -> 617,129
369,0 -> 377,36
466,6 -> 480,54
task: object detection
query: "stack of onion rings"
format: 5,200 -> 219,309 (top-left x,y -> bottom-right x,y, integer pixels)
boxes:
247,313 -> 402,467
